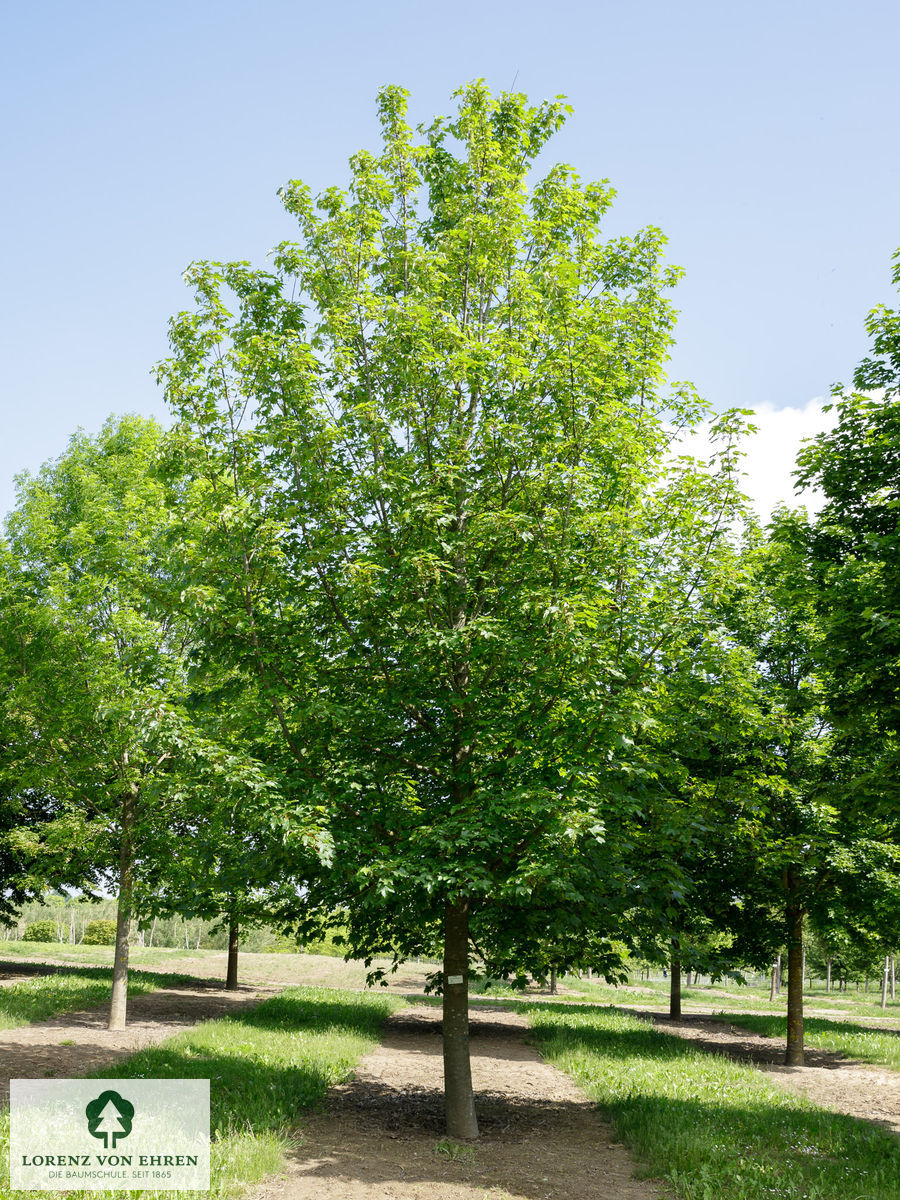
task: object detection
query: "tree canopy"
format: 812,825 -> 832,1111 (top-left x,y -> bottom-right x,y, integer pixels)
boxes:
159,81 -> 748,1136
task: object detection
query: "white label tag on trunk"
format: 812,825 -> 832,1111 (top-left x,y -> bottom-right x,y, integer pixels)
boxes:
447,974 -> 464,985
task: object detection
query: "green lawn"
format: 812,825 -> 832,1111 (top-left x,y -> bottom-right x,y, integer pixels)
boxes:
559,973 -> 900,1020
0,985 -> 400,1200
526,1001 -> 900,1200
0,966 -> 203,1030
712,1012 -> 900,1072
0,941 -> 221,968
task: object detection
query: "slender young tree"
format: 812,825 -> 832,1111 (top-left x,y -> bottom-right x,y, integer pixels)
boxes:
719,519 -> 900,1064
2,418 -> 295,1026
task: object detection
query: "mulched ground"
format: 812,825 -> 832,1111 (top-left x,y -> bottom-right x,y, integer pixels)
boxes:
248,1003 -> 668,1200
4,957 -> 900,1198
0,979 -> 276,1102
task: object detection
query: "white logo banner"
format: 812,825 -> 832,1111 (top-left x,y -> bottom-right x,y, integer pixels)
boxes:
10,1079 -> 210,1191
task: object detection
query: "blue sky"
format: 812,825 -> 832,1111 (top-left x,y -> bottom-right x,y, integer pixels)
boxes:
2,0 -> 898,518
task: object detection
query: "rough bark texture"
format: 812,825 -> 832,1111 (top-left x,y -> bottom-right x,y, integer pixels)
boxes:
549,965 -> 557,995
226,916 -> 240,990
108,787 -> 136,1031
785,893 -> 805,1066
442,897 -> 478,1140
669,944 -> 682,1020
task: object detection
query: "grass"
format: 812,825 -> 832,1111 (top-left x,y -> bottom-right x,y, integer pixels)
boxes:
560,973 -> 900,1020
0,941 -> 196,968
711,1012 -> 900,1071
0,984 -> 400,1200
0,965 -> 201,1030
0,940 -> 440,991
526,1001 -> 900,1200
560,976 -> 787,1011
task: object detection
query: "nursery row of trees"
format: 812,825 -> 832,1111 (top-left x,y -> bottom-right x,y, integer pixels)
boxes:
1,83 -> 899,1137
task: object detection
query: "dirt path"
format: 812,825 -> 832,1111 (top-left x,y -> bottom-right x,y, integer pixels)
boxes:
0,982 -> 275,1102
250,1003 -> 665,1200
644,1011 -> 900,1136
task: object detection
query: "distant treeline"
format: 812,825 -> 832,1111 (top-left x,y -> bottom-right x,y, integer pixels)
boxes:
0,895 -> 344,955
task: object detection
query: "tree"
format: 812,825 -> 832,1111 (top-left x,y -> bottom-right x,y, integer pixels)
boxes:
159,82 -> 746,1137
619,613 -> 780,1020
796,247 -> 900,799
717,518 -> 900,1064
1,417 -> 292,1026
2,417 -> 189,1027
0,545 -> 98,921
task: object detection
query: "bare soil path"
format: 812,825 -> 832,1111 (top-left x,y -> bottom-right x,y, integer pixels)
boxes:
0,981 -> 276,1102
250,1003 -> 666,1200
644,1010 -> 900,1136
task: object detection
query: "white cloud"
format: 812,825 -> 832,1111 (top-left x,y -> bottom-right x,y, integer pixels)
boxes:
737,399 -> 838,523
676,399 -> 838,525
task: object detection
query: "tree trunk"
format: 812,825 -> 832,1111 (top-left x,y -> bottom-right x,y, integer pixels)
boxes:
769,963 -> 777,1002
882,955 -> 890,1010
108,787 -> 136,1031
891,952 -> 896,1001
784,895 -> 805,1066
669,943 -> 682,1020
775,954 -> 782,995
826,957 -> 831,992
226,916 -> 240,990
684,970 -> 693,987
549,965 -> 557,995
442,897 -> 478,1140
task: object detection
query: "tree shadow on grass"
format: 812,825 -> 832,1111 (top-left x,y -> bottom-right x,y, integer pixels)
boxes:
524,1006 -> 697,1064
59,991 -> 900,1200
525,1013 -> 900,1196
95,990 -> 398,1138
0,958 -> 210,990
99,1043 -> 340,1139
725,1011 -> 900,1042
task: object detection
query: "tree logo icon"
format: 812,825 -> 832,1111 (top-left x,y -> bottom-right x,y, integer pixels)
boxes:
85,1090 -> 134,1149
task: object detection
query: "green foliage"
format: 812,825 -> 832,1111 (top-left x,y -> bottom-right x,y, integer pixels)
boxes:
0,416 -> 312,1017
796,246 -> 900,799
81,919 -> 118,945
21,920 -> 58,943
159,80 -> 747,983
